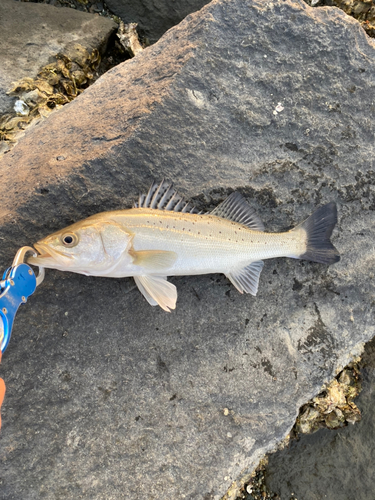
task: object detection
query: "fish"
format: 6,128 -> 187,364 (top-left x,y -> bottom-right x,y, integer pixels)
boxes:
28,181 -> 340,311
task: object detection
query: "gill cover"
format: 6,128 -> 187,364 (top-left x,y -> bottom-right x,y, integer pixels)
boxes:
30,219 -> 134,274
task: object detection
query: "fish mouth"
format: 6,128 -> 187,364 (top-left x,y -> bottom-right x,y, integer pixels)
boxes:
34,243 -> 52,259
28,243 -> 73,267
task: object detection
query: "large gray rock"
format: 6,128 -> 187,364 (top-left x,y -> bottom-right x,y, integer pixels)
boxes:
0,0 -> 116,115
0,0 -> 374,499
105,0 -> 210,42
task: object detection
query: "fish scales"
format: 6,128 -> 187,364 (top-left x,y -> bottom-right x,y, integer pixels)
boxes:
109,209 -> 305,275
28,181 -> 340,311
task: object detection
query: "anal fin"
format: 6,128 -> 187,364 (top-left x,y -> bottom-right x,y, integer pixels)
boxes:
134,275 -> 177,312
226,260 -> 264,296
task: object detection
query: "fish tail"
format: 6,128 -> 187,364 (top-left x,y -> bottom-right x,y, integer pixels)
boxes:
294,202 -> 340,265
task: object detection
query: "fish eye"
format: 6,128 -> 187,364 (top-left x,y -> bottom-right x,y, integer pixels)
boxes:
62,233 -> 78,247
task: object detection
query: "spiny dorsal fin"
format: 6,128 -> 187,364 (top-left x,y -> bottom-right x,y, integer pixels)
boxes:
226,260 -> 264,296
134,180 -> 199,214
211,192 -> 264,232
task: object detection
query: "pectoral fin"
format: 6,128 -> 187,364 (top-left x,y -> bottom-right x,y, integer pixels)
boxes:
131,250 -> 177,270
226,260 -> 264,296
134,275 -> 177,312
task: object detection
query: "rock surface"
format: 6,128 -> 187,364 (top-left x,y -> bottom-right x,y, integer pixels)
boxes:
0,0 -> 374,499
265,337 -> 375,500
0,0 -> 116,114
105,0 -> 210,42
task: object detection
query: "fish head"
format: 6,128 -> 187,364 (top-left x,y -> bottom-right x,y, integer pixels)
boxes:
28,218 -> 133,274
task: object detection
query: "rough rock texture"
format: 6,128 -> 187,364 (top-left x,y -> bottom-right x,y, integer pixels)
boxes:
0,0 -> 116,114
105,0 -> 210,42
0,0 -> 374,499
265,338 -> 375,500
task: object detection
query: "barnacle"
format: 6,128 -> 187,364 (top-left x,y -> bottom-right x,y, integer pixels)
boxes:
295,361 -> 362,434
0,43 -> 102,153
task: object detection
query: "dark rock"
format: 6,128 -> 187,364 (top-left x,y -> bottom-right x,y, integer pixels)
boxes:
0,0 -> 374,499
105,0 -> 210,42
265,338 -> 375,500
0,0 -> 117,115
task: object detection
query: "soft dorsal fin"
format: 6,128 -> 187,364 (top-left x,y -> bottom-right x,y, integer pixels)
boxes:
134,180 -> 199,214
211,192 -> 264,231
226,260 -> 264,296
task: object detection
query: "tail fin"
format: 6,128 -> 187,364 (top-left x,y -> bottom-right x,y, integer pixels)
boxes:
295,202 -> 340,265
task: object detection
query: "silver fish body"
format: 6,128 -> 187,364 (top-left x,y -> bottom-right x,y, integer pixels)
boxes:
29,182 -> 340,311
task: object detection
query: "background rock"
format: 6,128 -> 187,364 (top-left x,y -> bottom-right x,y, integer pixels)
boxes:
105,0 -> 210,42
0,0 -> 116,115
0,0 -> 374,499
264,337 -> 375,500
